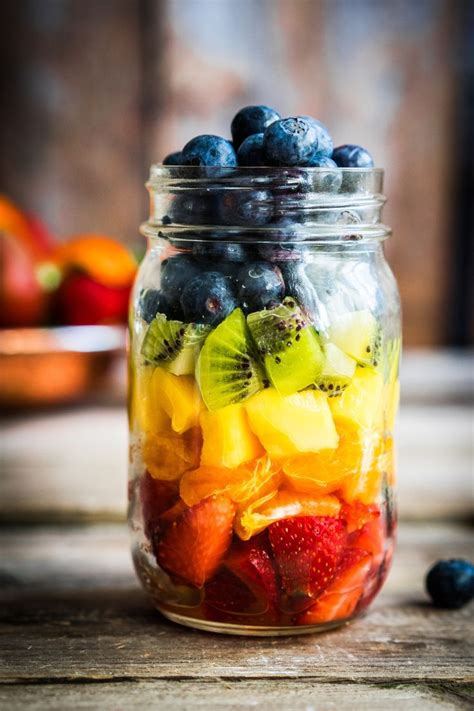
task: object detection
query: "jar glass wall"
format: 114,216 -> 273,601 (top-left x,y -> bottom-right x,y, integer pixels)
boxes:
128,167 -> 400,635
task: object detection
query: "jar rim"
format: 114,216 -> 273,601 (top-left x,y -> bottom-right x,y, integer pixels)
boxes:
148,164 -> 384,183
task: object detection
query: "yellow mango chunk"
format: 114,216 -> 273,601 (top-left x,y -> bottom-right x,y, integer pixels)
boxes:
152,368 -> 202,434
329,366 -> 383,430
235,488 -> 341,541
245,388 -> 338,459
200,404 -> 264,470
130,365 -> 170,434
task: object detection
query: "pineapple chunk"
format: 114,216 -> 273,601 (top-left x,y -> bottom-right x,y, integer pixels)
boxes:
329,366 -> 383,430
200,404 -> 263,469
152,368 -> 202,434
245,388 -> 338,459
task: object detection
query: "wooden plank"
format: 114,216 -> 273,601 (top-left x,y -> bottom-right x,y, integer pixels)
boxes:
0,523 -> 472,684
0,680 -> 472,711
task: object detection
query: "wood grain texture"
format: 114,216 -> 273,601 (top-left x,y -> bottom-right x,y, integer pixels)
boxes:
0,680 -> 472,711
0,523 -> 472,687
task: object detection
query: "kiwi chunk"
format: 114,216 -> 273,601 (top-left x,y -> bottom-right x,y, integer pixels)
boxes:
247,297 -> 324,396
327,310 -> 382,367
196,308 -> 266,410
141,314 -> 210,375
316,342 -> 356,396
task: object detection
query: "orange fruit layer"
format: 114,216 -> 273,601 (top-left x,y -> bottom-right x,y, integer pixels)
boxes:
235,488 -> 342,541
53,234 -> 136,287
180,456 -> 280,508
143,427 -> 202,481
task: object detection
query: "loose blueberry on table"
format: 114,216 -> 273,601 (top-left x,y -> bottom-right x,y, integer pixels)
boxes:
131,103 -> 396,632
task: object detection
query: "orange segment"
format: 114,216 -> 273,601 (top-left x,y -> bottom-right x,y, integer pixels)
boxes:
53,234 -> 136,287
143,427 -> 201,481
282,417 -> 365,494
180,456 -> 280,508
339,432 -> 383,505
235,488 -> 341,541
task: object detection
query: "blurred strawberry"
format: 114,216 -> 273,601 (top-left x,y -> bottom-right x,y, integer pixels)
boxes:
157,495 -> 235,587
298,548 -> 372,624
205,534 -> 279,622
269,516 -> 347,611
53,272 -> 130,325
0,232 -> 47,327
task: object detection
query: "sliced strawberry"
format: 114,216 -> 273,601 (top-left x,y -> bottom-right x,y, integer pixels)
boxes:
269,516 -> 347,611
341,502 -> 379,534
157,495 -> 235,587
350,515 -> 385,568
206,534 -> 278,622
140,472 -> 179,538
298,547 -> 372,625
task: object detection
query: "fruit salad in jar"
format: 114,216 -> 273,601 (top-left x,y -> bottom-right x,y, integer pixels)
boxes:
128,106 -> 400,635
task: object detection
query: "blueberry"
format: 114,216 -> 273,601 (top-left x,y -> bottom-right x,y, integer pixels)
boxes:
181,135 -> 238,168
180,272 -> 238,325
237,133 -> 266,166
426,559 -> 474,609
332,144 -> 374,168
264,117 -> 332,167
237,261 -> 285,313
258,240 -> 304,262
231,105 -> 281,149
299,117 -> 333,158
167,191 -> 219,226
219,189 -> 273,227
138,288 -> 175,322
280,261 -> 320,319
305,155 -> 343,193
192,241 -> 248,263
160,255 -> 200,303
163,151 -> 183,166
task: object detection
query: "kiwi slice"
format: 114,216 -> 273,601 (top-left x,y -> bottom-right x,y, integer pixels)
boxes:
327,310 -> 382,367
315,342 -> 356,396
196,308 -> 266,410
247,297 -> 324,396
141,314 -> 210,375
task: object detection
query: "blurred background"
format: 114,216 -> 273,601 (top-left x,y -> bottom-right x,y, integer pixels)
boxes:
1,0 -> 472,524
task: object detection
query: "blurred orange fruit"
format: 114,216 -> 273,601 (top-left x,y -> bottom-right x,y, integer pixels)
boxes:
53,234 -> 136,288
0,196 -> 53,259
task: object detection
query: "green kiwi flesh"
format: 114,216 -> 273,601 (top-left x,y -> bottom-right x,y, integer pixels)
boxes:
196,308 -> 266,410
247,297 -> 324,396
141,313 -> 210,375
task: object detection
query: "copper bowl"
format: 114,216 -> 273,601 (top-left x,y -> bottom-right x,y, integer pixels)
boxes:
0,326 -> 126,408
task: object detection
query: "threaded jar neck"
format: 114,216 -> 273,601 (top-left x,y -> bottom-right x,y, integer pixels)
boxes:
142,166 -> 389,245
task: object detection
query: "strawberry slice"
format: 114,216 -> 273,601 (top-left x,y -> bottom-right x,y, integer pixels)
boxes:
206,534 -> 278,621
341,502 -> 380,534
298,547 -> 372,625
157,495 -> 235,587
269,516 -> 347,611
350,515 -> 385,568
140,473 -> 179,538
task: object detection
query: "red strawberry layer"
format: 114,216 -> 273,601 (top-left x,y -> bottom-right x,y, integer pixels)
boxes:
157,495 -> 235,588
298,547 -> 372,624
269,516 -> 347,611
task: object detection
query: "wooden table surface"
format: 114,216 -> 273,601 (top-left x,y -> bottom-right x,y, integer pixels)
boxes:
1,522 -> 473,710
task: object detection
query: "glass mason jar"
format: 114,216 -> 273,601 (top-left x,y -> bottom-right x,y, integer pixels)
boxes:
128,165 -> 400,636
